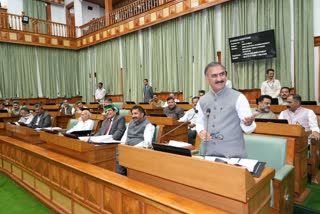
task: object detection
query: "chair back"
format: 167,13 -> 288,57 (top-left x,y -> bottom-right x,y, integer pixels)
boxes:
244,134 -> 287,171
119,109 -> 130,116
66,119 -> 79,130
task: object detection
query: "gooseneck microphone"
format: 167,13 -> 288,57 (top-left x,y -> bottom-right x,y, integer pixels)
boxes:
159,110 -> 198,140
203,108 -> 211,159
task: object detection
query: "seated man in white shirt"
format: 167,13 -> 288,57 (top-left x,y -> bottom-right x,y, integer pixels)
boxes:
278,87 -> 290,105
66,110 -> 94,133
279,94 -> 319,140
118,105 -> 155,175
178,96 -> 199,145
18,107 -> 34,125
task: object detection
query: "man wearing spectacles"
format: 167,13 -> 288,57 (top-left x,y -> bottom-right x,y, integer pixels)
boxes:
196,62 -> 256,158
279,94 -> 319,140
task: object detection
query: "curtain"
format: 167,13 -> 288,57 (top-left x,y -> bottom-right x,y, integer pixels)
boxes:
221,0 -> 291,90
294,0 -> 314,100
23,0 -> 47,19
0,43 -> 38,98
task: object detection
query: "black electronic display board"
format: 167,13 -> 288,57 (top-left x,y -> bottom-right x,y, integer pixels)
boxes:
229,30 -> 276,63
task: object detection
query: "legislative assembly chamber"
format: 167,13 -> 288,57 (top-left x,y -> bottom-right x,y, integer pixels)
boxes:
0,0 -> 320,213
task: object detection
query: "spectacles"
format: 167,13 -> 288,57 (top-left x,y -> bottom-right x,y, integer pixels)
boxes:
210,132 -> 224,140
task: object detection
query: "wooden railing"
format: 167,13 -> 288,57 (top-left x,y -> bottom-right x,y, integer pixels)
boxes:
109,0 -> 173,25
0,12 -> 77,38
79,16 -> 105,36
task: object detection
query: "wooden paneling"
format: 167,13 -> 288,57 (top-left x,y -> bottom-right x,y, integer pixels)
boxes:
0,136 -> 226,214
119,144 -> 275,214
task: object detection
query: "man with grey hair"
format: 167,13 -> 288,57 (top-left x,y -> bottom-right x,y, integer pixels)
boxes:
66,110 -> 94,133
196,62 -> 256,158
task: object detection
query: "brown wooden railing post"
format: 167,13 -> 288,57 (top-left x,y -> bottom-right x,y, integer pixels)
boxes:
105,0 -> 112,26
0,7 -> 8,29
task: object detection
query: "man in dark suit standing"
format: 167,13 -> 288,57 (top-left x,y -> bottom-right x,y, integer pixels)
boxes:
95,104 -> 126,140
143,79 -> 153,103
28,104 -> 52,129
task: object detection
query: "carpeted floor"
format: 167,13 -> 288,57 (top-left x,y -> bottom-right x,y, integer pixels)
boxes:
0,172 -> 52,214
294,183 -> 320,214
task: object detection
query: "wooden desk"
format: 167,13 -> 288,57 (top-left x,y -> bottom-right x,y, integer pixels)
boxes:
155,92 -> 183,101
40,132 -> 117,171
26,104 -> 60,112
122,104 -> 163,115
119,144 -> 275,214
0,136 -> 225,214
0,113 -> 19,123
0,122 -> 6,135
5,123 -> 41,144
309,138 -> 320,184
125,115 -> 188,143
254,122 -> 310,203
56,113 -> 74,129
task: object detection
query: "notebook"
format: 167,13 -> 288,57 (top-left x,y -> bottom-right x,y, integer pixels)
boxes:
255,118 -> 288,124
125,101 -> 136,104
63,130 -> 92,139
149,113 -> 167,117
152,143 -> 191,157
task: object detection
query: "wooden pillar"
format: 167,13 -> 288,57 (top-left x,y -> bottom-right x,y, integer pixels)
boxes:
0,7 -> 8,29
105,0 -> 112,26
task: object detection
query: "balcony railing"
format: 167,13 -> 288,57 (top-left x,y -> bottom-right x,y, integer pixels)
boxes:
109,0 -> 172,25
79,16 -> 105,37
0,12 -> 77,38
0,0 -> 174,38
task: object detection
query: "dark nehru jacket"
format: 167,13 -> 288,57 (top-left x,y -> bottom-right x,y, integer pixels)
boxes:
163,105 -> 184,120
126,117 -> 150,146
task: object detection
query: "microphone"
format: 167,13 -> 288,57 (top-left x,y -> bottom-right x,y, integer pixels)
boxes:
87,130 -> 93,143
203,108 -> 211,159
160,110 -> 198,141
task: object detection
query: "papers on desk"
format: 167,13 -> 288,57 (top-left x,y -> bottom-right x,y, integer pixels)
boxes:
168,140 -> 192,148
193,156 -> 265,177
79,135 -> 121,144
42,127 -> 63,131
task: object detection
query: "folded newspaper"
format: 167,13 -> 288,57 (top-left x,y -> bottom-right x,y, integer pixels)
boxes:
79,135 -> 121,144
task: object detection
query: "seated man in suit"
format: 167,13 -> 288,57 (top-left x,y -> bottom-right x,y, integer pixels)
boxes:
18,107 -> 34,125
279,94 -> 319,140
119,105 -> 155,175
163,97 -> 184,120
252,95 -> 277,119
60,99 -> 75,115
66,110 -> 94,133
11,100 -> 22,116
95,104 -> 126,140
28,104 -> 52,129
